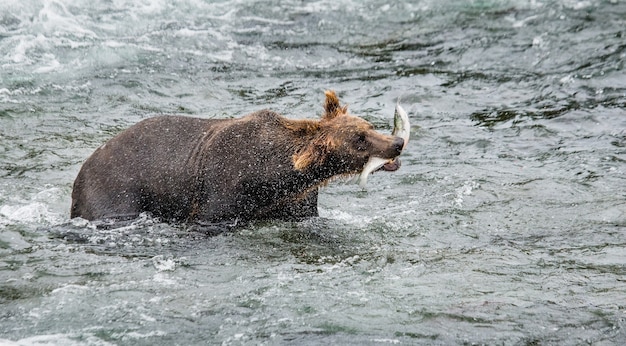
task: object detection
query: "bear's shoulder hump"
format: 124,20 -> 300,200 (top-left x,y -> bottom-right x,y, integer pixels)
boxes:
247,109 -> 284,121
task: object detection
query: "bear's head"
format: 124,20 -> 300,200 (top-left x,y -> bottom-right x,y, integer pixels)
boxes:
293,90 -> 405,176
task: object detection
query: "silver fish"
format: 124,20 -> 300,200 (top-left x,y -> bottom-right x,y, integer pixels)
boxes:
392,102 -> 410,145
357,103 -> 410,187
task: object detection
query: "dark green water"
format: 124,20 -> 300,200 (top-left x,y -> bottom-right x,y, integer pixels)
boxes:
1,0 -> 625,344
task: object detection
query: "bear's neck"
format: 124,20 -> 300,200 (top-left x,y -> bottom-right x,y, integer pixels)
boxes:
292,157 -> 353,194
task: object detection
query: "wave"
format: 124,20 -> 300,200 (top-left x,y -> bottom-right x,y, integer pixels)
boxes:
0,187 -> 68,226
0,333 -> 115,346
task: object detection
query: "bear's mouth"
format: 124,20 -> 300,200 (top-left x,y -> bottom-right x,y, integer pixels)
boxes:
355,155 -> 399,187
355,103 -> 409,187
381,158 -> 401,172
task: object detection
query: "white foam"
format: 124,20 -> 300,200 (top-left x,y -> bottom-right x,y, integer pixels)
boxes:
240,16 -> 295,26
532,35 -> 546,48
35,1 -> 98,39
371,339 -> 401,344
319,208 -> 374,226
506,14 -> 539,28
0,202 -> 58,225
565,1 -> 592,10
560,74 -> 575,84
0,334 -> 115,346
152,255 -> 177,272
0,186 -> 68,226
8,34 -> 48,65
50,284 -> 89,295
33,55 -> 61,73
454,180 -> 480,207
120,331 -> 167,340
0,0 -> 248,75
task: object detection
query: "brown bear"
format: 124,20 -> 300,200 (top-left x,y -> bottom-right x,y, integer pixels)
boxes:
70,90 -> 405,224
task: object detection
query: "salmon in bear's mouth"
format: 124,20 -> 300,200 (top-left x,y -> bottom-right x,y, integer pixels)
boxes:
357,103 -> 410,187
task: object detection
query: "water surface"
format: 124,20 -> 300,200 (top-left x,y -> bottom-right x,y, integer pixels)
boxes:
1,0 -> 625,344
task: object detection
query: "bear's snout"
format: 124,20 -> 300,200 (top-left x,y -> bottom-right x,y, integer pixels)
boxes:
391,136 -> 404,156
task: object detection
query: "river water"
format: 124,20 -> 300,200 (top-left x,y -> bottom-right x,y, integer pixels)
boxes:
1,0 -> 625,345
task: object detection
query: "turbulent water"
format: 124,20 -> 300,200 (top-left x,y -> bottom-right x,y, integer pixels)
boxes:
1,0 -> 625,344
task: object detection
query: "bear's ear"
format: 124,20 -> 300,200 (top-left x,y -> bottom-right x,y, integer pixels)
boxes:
323,90 -> 348,120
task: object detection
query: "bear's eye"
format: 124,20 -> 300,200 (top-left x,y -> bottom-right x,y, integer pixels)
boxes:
355,134 -> 369,151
